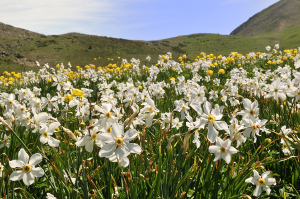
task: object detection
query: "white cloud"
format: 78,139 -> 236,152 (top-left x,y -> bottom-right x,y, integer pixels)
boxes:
0,0 -> 137,35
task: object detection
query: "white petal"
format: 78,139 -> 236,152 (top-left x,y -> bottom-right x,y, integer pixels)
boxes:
112,123 -> 123,138
31,167 -> 44,177
23,173 -> 35,186
203,101 -> 211,115
47,137 -> 60,147
123,129 -> 137,142
9,160 -> 24,168
190,102 -> 202,116
102,103 -> 112,113
115,146 -> 127,161
243,98 -> 251,110
261,171 -> 270,179
125,143 -> 142,154
213,153 -> 221,162
209,145 -> 220,153
48,122 -> 60,134
263,186 -> 271,195
40,136 -> 48,144
253,170 -> 261,179
243,128 -> 252,137
211,107 -> 222,121
214,121 -> 228,131
18,148 -> 29,164
9,170 -> 24,181
207,123 -> 218,143
29,153 -> 42,166
265,178 -> 276,186
145,98 -> 155,108
215,137 -> 223,147
253,185 -> 262,197
222,153 -> 231,164
120,156 -> 129,168
228,146 -> 238,154
75,136 -> 90,147
245,177 -> 257,185
98,133 -> 115,144
85,140 -> 94,152
145,114 -> 155,127
223,139 -> 231,149
99,143 -> 117,157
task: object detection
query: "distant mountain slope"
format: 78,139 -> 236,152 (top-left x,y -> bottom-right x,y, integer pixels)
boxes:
230,0 -> 300,37
0,22 -> 43,38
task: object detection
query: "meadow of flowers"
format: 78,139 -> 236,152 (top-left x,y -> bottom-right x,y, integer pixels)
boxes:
0,44 -> 300,198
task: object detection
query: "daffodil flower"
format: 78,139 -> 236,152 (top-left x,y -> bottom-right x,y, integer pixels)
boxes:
194,101 -> 229,143
245,170 -> 276,197
9,148 -> 44,186
208,137 -> 238,164
98,123 -> 141,161
39,122 -> 60,147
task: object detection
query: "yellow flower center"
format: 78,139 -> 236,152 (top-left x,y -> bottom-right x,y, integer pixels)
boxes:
220,146 -> 227,153
91,133 -> 98,141
208,114 -> 216,123
43,132 -> 48,138
106,112 -> 112,118
252,124 -> 258,131
274,88 -> 278,93
282,143 -> 288,149
258,178 -> 265,185
249,110 -> 255,116
233,123 -> 236,129
133,93 -> 137,97
297,91 -> 300,96
182,106 -> 186,111
3,139 -> 8,144
74,130 -> 81,136
22,164 -> 32,173
107,127 -> 112,133
37,102 -> 41,106
8,100 -> 13,105
197,93 -> 201,97
149,107 -> 154,112
23,92 -> 26,95
115,137 -> 124,145
20,107 -> 25,112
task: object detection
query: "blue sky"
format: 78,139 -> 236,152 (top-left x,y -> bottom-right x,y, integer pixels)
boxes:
0,0 -> 280,41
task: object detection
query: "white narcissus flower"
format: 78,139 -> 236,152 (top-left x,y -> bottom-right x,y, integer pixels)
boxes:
237,98 -> 259,121
139,98 -> 159,127
242,118 -> 269,143
245,170 -> 276,197
174,100 -> 190,120
75,127 -> 103,152
208,137 -> 238,164
9,148 -> 44,186
92,103 -> 115,132
39,122 -> 60,147
0,134 -> 11,148
194,101 -> 229,143
266,79 -> 286,101
98,123 -> 141,161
